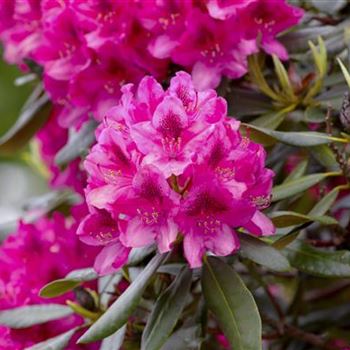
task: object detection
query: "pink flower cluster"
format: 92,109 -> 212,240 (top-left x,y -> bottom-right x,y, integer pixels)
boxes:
0,0 -> 303,127
78,71 -> 275,274
0,210 -> 98,350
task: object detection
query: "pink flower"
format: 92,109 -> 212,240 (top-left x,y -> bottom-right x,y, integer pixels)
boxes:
80,71 -> 275,272
171,8 -> 258,89
176,166 -> 254,268
0,210 -> 98,349
116,165 -> 180,253
236,0 -> 304,60
77,209 -> 130,275
0,0 -> 42,64
206,0 -> 255,20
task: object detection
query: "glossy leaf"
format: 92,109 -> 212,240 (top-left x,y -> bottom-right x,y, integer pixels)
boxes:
66,268 -> 98,281
0,304 -> 73,329
100,325 -> 127,350
0,90 -> 50,153
283,160 -> 308,183
40,279 -> 81,298
272,173 -> 333,202
271,211 -> 337,227
309,187 -> 340,216
78,254 -> 166,343
285,241 -> 350,277
142,267 -> 192,350
243,123 -> 347,146
202,257 -> 262,350
55,119 -> 97,165
239,234 -> 291,272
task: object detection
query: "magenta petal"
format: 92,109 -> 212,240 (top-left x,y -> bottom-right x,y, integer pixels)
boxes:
94,242 -> 130,275
205,225 -> 239,256
262,39 -> 289,61
157,220 -> 178,253
149,35 -> 178,59
120,217 -> 156,248
183,232 -> 205,268
244,211 -> 276,236
192,62 -> 222,90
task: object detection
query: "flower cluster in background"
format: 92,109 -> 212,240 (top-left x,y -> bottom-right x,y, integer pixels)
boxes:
78,71 -> 275,274
0,210 -> 98,349
0,0 -> 303,129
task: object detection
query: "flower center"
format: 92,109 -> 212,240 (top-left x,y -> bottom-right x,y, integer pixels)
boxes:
137,208 -> 160,225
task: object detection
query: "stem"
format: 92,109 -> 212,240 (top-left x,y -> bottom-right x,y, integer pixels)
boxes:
263,314 -> 341,350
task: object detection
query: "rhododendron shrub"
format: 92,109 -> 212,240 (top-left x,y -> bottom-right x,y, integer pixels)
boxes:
3,1 -> 350,350
78,71 -> 275,273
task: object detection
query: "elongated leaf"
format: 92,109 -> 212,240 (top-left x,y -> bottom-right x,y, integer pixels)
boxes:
243,123 -> 346,146
0,304 -> 73,329
128,245 -> 156,266
142,267 -> 192,350
271,211 -> 337,227
239,234 -> 290,272
285,241 -> 350,277
272,173 -> 333,202
272,55 -> 296,101
55,119 -> 97,165
25,327 -> 79,350
40,279 -> 81,298
202,257 -> 262,350
338,59 -> 350,88
66,268 -> 98,281
0,91 -> 50,153
309,187 -> 340,216
161,326 -> 201,350
78,254 -> 166,343
310,144 -> 339,170
283,160 -> 308,183
100,325 -> 127,350
40,268 -> 98,298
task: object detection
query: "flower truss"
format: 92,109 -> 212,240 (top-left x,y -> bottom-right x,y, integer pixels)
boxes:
78,71 -> 275,274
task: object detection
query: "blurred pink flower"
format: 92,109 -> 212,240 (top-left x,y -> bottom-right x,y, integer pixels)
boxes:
0,210 -> 98,349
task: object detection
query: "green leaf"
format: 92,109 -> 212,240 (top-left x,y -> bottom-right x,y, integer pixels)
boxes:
309,187 -> 340,216
142,267 -> 192,350
128,245 -> 156,266
311,0 -> 347,14
338,58 -> 350,89
283,160 -> 308,183
161,326 -> 201,350
310,145 -> 339,170
78,254 -> 166,343
40,268 -> 98,298
66,267 -> 98,281
250,106 -> 293,130
270,211 -> 338,227
202,257 -> 262,350
272,55 -> 296,102
24,327 -> 79,350
243,123 -> 347,146
0,89 -> 50,153
239,234 -> 291,272
55,119 -> 97,165
0,304 -> 73,329
100,325 -> 127,350
40,279 -> 81,298
285,241 -> 350,277
272,173 -> 334,202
